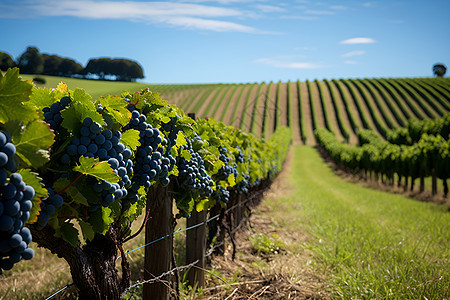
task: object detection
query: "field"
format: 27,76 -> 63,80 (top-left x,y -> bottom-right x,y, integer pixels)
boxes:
3,74 -> 449,299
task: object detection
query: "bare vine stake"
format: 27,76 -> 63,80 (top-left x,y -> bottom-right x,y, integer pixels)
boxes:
144,184 -> 174,300
185,208 -> 206,288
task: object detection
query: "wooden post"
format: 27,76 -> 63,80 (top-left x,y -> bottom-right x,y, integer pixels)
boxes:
144,185 -> 174,300
185,209 -> 206,288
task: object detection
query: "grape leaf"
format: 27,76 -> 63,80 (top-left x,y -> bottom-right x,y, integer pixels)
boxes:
73,156 -> 120,183
79,220 -> 95,242
29,87 -> 53,107
61,89 -> 103,132
53,178 -> 89,206
0,68 -> 36,124
59,222 -> 80,247
227,173 -> 236,186
14,120 -> 54,168
89,207 -> 113,234
56,82 -> 69,93
98,96 -> 130,127
161,116 -> 171,124
175,132 -> 188,148
19,169 -> 47,224
195,198 -> 209,212
121,129 -> 141,151
181,149 -> 192,161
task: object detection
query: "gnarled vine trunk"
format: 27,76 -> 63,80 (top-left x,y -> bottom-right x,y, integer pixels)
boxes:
30,222 -> 130,300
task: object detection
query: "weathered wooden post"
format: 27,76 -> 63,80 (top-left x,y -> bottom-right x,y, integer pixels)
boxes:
144,184 -> 174,300
185,208 -> 206,288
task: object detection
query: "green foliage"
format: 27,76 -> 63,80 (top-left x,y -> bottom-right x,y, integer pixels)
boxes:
249,233 -> 284,255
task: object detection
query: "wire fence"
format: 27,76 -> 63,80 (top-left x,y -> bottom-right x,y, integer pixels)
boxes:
45,194 -> 256,300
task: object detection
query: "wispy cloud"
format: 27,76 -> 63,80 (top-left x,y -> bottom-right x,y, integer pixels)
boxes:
342,50 -> 365,57
344,60 -> 359,65
0,0 -> 270,33
340,37 -> 376,44
304,9 -> 335,15
255,4 -> 286,13
254,57 -> 323,69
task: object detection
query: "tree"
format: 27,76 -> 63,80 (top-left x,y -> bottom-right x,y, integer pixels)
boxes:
17,46 -> 44,74
433,63 -> 446,77
58,58 -> 83,76
84,57 -> 144,81
0,51 -> 16,71
42,54 -> 62,75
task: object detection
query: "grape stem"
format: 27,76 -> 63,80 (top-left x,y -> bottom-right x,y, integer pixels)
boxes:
123,208 -> 151,243
57,172 -> 84,195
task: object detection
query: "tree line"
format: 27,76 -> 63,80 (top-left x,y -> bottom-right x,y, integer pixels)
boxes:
0,46 -> 144,82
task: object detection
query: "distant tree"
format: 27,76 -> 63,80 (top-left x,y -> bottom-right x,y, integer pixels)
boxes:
17,46 -> 44,74
84,57 -> 144,81
433,63 -> 446,77
0,52 -> 16,71
58,58 -> 83,77
42,54 -> 62,75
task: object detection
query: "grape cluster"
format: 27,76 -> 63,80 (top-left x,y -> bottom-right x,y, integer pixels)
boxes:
0,131 -> 35,272
125,107 -> 172,201
214,147 -> 238,182
211,185 -> 230,203
43,96 -> 71,130
36,188 -> 64,229
235,146 -> 245,164
236,174 -> 250,194
64,118 -> 133,207
177,144 -> 214,198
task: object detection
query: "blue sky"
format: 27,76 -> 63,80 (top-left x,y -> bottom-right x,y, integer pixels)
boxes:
1,0 -> 449,83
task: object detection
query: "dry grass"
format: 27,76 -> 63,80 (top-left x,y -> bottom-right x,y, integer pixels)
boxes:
199,148 -> 328,299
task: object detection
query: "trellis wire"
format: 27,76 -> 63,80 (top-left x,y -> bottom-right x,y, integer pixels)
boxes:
45,195 -> 254,300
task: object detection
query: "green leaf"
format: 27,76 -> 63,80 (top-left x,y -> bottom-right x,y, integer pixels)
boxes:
227,173 -> 236,186
19,169 -> 47,224
29,87 -> 53,107
176,132 -> 187,148
161,116 -> 171,124
89,207 -> 113,234
73,156 -> 120,183
0,68 -> 35,124
98,95 -> 131,127
196,198 -> 209,212
60,222 -> 80,247
181,149 -> 192,161
61,89 -> 103,132
121,129 -> 141,151
79,220 -> 95,242
53,177 -> 89,206
13,120 -> 54,168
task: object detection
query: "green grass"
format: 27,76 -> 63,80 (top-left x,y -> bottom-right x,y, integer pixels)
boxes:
20,74 -> 153,99
266,146 -> 449,299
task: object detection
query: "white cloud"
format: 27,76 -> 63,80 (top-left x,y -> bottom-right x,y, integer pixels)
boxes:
340,37 -> 376,44
344,60 -> 358,64
2,0 -> 270,33
342,50 -> 365,57
255,4 -> 286,13
281,15 -> 318,20
305,9 -> 335,15
255,57 -> 323,69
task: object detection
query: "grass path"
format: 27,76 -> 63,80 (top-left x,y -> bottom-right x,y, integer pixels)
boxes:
270,146 -> 450,299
